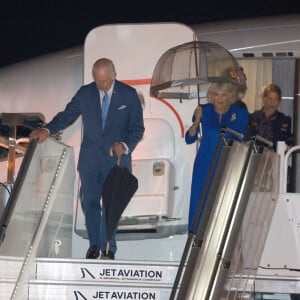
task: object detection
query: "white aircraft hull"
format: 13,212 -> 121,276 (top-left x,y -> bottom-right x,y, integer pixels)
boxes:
0,17 -> 300,297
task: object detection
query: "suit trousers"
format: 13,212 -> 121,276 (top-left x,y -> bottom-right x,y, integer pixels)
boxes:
79,173 -> 117,254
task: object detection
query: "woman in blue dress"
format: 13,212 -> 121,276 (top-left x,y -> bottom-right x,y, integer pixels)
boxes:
185,82 -> 249,232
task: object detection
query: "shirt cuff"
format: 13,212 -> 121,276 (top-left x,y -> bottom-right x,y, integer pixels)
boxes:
121,142 -> 129,154
42,127 -> 51,135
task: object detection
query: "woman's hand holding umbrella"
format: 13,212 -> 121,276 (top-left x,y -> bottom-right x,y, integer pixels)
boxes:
188,106 -> 203,139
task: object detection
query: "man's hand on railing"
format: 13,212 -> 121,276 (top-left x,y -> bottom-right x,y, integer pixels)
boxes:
29,128 -> 50,143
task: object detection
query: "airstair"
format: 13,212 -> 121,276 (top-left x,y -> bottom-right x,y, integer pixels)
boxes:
0,138 -> 178,299
1,256 -> 177,299
0,135 -> 300,299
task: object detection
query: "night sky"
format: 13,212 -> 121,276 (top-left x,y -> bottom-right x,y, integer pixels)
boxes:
0,0 -> 299,68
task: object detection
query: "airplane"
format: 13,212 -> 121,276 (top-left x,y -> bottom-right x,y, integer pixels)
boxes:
0,14 -> 300,299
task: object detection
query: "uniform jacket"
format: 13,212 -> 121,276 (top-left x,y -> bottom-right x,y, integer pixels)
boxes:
249,109 -> 292,151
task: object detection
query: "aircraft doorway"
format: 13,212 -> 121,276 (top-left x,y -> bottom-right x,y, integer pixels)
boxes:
237,57 -> 298,191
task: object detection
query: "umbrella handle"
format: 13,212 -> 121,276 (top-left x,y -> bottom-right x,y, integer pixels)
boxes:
109,146 -> 121,166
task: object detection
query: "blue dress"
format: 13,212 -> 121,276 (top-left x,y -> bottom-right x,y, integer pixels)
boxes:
185,103 -> 249,231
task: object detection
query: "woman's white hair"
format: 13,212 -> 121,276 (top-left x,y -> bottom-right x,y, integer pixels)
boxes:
206,82 -> 237,104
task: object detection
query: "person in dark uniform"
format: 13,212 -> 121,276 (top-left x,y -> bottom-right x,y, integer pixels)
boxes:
248,83 -> 292,151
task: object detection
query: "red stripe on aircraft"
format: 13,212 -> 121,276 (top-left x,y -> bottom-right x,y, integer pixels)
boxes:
150,95 -> 185,138
121,79 -> 152,85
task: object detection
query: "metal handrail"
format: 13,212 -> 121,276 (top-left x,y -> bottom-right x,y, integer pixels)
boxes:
282,145 -> 300,193
0,139 -> 38,244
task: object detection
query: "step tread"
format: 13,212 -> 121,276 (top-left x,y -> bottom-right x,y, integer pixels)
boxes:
30,279 -> 173,288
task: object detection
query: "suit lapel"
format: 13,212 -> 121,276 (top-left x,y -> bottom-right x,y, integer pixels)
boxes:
90,83 -> 103,133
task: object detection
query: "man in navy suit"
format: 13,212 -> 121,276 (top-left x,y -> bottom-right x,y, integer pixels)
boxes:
30,58 -> 145,259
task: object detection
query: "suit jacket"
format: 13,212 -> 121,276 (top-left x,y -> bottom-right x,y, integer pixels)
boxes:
45,80 -> 145,179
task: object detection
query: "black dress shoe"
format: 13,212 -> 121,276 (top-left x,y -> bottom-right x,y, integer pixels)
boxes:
101,250 -> 115,260
86,245 -> 100,259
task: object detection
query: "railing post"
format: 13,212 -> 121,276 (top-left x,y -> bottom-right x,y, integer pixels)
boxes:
277,141 -> 287,193
282,145 -> 300,193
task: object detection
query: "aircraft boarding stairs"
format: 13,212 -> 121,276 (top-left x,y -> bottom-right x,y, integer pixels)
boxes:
0,134 -> 299,299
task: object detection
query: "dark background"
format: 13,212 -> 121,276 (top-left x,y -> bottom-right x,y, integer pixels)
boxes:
0,1 -> 299,68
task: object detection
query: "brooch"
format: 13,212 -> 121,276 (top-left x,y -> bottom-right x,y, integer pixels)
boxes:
230,113 -> 237,122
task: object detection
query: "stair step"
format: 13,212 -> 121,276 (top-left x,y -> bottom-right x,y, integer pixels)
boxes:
1,256 -> 180,284
36,258 -> 179,284
29,279 -> 172,300
0,280 -> 15,300
1,256 -> 180,299
0,256 -> 24,279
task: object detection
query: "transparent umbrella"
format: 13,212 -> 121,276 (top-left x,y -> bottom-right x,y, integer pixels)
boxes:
150,40 -> 246,103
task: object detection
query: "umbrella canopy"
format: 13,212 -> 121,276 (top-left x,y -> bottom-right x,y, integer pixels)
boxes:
102,153 -> 138,252
150,40 -> 246,101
